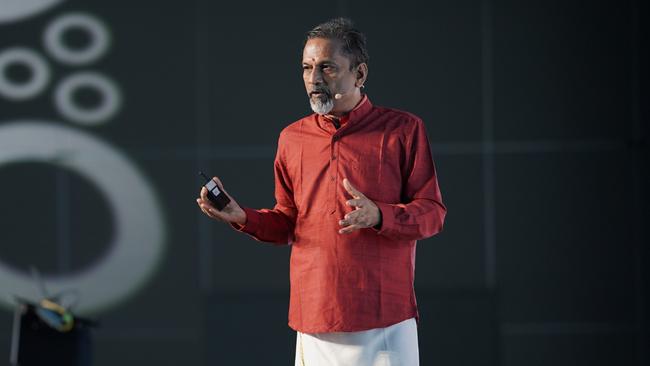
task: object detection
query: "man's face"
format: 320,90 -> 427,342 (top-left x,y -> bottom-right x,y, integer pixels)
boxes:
302,37 -> 359,115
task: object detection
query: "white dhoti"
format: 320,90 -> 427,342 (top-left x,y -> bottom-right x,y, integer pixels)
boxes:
294,318 -> 419,366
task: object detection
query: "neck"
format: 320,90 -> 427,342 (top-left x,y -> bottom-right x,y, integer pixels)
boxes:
327,90 -> 363,117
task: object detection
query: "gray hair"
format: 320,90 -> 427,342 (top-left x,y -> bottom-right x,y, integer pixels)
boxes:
305,18 -> 369,70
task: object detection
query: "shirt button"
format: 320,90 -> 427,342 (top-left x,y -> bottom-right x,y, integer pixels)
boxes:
330,177 -> 335,181
332,155 -> 337,160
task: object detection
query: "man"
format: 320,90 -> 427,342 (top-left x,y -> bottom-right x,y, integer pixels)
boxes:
196,18 -> 446,366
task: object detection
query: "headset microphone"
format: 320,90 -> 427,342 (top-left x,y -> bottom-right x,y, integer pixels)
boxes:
334,84 -> 364,100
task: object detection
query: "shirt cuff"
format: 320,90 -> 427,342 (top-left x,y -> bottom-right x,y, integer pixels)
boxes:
229,207 -> 260,235
372,201 -> 394,236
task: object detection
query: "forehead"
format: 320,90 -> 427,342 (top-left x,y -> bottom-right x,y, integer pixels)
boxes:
302,38 -> 349,65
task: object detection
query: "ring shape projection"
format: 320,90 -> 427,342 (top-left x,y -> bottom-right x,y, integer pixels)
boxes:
54,72 -> 122,125
0,0 -> 64,25
0,121 -> 165,314
44,12 -> 110,65
0,47 -> 50,101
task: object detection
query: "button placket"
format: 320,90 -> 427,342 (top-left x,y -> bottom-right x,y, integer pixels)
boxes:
329,136 -> 340,214
325,135 -> 335,214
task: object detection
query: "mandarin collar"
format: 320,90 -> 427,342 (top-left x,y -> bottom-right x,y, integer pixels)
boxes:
318,94 -> 373,130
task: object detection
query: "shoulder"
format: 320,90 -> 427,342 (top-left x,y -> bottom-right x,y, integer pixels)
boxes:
278,114 -> 316,147
370,105 -> 425,136
279,113 -> 316,140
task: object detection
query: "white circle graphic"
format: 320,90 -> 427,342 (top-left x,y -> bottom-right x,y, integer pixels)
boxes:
0,47 -> 50,101
0,0 -> 64,25
54,72 -> 122,125
44,12 -> 110,65
0,121 -> 165,314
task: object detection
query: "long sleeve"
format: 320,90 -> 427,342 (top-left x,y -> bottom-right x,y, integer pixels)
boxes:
234,98 -> 446,333
373,119 -> 446,241
232,138 -> 297,245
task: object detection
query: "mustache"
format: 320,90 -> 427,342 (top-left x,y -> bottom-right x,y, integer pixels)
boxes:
310,87 -> 332,97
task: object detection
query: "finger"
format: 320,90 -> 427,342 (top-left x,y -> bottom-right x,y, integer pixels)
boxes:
212,176 -> 227,193
212,176 -> 223,187
339,224 -> 363,234
197,198 -> 228,222
200,187 -> 209,200
200,203 -> 225,222
211,176 -> 234,200
197,198 -> 217,215
342,178 -> 365,199
197,194 -> 215,209
198,201 -> 212,215
339,211 -> 361,226
346,198 -> 365,208
197,198 -> 208,210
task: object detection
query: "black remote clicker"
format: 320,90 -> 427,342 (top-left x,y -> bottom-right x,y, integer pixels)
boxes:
199,171 -> 231,211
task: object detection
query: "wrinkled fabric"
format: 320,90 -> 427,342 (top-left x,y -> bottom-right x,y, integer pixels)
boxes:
295,318 -> 419,366
234,96 -> 446,333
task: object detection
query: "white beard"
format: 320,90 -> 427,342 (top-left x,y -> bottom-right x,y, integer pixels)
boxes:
309,97 -> 334,115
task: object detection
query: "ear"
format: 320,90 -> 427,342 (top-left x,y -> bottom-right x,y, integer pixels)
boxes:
355,63 -> 368,88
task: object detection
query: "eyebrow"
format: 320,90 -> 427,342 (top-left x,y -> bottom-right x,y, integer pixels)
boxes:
302,60 -> 338,66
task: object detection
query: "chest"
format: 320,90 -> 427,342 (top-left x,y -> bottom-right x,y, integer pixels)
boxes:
287,126 -> 408,204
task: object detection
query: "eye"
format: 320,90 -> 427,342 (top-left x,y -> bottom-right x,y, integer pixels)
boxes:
302,65 -> 311,70
322,64 -> 338,73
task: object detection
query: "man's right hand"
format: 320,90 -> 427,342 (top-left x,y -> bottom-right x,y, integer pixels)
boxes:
196,176 -> 247,226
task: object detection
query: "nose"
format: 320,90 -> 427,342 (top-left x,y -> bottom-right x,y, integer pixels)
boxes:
307,67 -> 323,85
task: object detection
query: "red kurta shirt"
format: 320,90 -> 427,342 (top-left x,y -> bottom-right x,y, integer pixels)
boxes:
235,95 -> 446,333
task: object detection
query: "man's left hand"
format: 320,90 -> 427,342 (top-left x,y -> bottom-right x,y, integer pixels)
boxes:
338,178 -> 381,234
